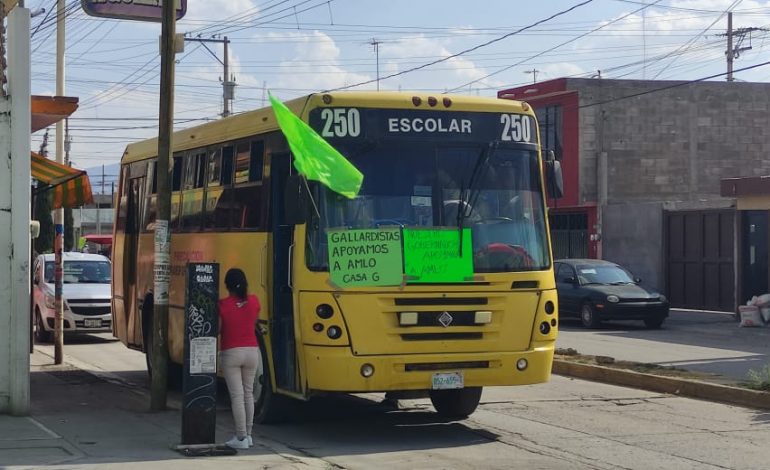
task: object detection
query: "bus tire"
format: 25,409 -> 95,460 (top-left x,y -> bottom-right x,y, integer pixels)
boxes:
253,344 -> 290,424
142,298 -> 181,388
429,387 -> 483,419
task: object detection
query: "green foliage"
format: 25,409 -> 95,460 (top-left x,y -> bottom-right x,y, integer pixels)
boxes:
64,207 -> 74,251
745,364 -> 770,391
33,183 -> 54,254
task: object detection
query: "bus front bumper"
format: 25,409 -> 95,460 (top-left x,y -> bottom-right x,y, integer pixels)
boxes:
303,344 -> 555,393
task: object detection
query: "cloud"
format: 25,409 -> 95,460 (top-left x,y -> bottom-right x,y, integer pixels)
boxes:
378,35 -> 495,92
267,31 -> 371,95
181,0 -> 259,25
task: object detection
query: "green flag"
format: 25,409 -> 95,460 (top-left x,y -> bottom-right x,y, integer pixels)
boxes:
269,93 -> 363,199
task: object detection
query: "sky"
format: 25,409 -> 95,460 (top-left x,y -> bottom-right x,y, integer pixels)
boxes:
25,0 -> 770,188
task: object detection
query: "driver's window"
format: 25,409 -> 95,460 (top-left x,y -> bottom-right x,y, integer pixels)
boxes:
556,264 -> 575,283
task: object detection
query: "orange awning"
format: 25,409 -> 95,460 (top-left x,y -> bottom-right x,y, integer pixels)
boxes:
31,95 -> 79,133
31,152 -> 93,208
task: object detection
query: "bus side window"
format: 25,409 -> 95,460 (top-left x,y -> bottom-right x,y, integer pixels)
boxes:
170,154 -> 183,230
204,148 -> 229,231
142,159 -> 158,231
116,169 -> 129,231
231,140 -> 264,230
181,151 -> 206,231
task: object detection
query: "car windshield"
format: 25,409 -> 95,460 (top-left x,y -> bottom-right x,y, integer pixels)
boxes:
305,142 -> 550,273
576,265 -> 634,285
45,260 -> 111,284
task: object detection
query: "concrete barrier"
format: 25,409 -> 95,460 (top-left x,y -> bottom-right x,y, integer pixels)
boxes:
553,359 -> 770,410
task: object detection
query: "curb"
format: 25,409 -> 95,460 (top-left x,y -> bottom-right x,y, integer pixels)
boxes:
552,359 -> 770,411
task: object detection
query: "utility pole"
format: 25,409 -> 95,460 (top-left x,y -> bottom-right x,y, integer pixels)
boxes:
719,12 -> 767,82
184,36 -> 234,117
152,0 -> 178,411
370,38 -> 381,91
53,0 -> 65,365
524,68 -> 540,84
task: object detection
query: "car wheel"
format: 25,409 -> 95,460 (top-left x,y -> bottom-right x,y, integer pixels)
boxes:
34,310 -> 53,343
643,317 -> 665,329
580,303 -> 601,328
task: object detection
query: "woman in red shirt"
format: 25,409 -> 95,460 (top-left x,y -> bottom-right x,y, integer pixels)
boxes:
219,268 -> 261,450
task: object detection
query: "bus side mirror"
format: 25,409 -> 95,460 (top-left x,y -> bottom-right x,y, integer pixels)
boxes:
545,152 -> 564,199
284,174 -> 308,225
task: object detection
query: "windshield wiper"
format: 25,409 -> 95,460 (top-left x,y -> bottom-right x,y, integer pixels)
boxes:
456,141 -> 499,255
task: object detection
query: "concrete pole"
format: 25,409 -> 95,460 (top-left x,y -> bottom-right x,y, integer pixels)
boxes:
727,12 -> 734,82
5,4 -> 32,416
151,0 -> 177,410
223,36 -> 229,117
53,0 -> 65,365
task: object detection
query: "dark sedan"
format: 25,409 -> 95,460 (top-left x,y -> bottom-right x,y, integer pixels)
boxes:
554,259 -> 669,329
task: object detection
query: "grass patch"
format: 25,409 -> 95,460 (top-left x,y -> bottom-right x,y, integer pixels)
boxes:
744,364 -> 770,391
554,348 -> 730,383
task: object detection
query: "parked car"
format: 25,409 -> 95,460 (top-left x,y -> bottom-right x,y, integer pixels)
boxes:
554,259 -> 669,329
32,252 -> 112,342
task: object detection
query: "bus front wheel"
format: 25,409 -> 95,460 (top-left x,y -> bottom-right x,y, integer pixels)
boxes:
429,387 -> 483,419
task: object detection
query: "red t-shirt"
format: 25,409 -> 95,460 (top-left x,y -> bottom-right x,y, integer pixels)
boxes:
219,294 -> 260,351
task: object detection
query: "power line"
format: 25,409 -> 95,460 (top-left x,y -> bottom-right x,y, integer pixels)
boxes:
579,58 -> 770,109
447,0 -> 664,92
324,0 -> 595,92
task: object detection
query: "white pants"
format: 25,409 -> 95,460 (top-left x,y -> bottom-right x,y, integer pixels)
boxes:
220,347 -> 261,438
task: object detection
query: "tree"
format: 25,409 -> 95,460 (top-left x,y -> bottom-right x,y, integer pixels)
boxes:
34,130 -> 53,254
34,184 -> 53,254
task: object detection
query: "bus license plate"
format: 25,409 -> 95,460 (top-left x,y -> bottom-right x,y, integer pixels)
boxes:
84,319 -> 102,328
432,372 -> 464,390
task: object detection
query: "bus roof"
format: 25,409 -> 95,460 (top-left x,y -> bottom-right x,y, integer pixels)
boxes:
120,91 -> 532,165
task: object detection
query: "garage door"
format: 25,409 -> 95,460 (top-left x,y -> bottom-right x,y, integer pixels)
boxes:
665,210 -> 734,312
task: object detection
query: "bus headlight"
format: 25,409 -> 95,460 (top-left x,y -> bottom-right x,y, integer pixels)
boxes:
316,304 -> 334,319
360,363 -> 375,378
516,358 -> 528,371
327,325 -> 342,339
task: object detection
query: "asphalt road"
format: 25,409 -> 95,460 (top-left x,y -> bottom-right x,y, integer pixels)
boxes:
556,309 -> 770,381
31,330 -> 770,470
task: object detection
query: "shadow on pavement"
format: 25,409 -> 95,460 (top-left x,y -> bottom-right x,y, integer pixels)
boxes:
18,367 -> 494,467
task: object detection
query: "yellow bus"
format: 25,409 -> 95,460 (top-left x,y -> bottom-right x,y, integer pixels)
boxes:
112,91 -> 562,422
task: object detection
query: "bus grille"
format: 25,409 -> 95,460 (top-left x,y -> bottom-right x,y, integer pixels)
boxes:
401,332 -> 483,341
405,361 -> 489,371
394,297 -> 488,306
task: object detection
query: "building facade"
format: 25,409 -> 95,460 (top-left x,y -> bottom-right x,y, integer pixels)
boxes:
499,78 -> 770,311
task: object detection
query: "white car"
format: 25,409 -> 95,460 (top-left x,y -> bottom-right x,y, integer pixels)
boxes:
32,252 -> 112,342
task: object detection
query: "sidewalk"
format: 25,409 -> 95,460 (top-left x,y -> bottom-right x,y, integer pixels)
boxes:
556,309 -> 770,382
553,308 -> 770,410
0,350 -> 328,469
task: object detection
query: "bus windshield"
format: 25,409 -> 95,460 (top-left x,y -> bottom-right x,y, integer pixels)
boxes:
306,141 -> 550,273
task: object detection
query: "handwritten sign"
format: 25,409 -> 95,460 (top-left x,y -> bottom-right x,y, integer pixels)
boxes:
182,262 -> 219,445
403,228 -> 473,283
327,228 -> 403,287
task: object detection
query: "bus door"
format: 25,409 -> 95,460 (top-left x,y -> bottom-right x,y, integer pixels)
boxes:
124,176 -> 145,347
270,152 -> 300,393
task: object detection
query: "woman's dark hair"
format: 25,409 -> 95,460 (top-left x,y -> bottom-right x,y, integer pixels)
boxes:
224,268 -> 248,300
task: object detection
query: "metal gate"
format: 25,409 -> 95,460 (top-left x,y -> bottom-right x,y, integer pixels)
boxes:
549,212 -> 588,260
665,210 -> 734,311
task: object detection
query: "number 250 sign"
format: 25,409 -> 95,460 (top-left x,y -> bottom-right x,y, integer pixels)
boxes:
500,114 -> 532,143
81,0 -> 187,22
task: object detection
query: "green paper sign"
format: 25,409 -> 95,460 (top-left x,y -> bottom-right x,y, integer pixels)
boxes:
327,228 -> 403,287
403,228 -> 473,283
